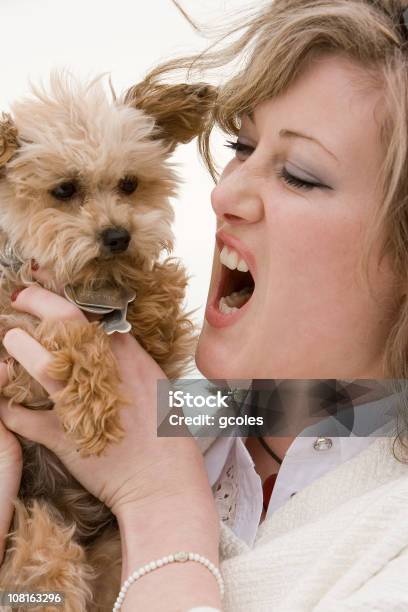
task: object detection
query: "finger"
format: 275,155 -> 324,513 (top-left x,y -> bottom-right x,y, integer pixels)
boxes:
11,285 -> 88,323
0,398 -> 62,450
3,329 -> 63,396
29,271 -> 104,324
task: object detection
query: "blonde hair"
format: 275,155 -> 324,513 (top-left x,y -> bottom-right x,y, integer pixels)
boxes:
145,0 -> 408,448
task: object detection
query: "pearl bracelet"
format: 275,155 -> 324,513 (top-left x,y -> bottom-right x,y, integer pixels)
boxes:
112,551 -> 224,611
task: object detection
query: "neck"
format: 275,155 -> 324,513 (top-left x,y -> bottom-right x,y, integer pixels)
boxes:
245,436 -> 295,484
261,436 -> 296,461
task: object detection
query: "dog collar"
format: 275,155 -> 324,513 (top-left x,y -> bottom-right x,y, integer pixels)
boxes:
0,240 -> 23,271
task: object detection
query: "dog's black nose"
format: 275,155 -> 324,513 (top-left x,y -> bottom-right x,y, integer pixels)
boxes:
101,227 -> 131,253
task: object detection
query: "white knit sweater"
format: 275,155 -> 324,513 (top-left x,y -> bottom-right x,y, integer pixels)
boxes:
207,435 -> 408,611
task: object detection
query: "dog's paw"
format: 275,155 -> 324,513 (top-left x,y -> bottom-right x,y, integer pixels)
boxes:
41,320 -> 126,457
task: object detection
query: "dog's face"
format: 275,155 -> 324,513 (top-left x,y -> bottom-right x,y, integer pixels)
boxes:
0,73 -> 216,290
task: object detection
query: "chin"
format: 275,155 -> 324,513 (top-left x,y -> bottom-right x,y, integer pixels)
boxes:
195,325 -> 248,379
195,327 -> 226,378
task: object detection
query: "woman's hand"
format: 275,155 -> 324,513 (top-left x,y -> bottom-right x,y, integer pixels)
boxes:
0,283 -> 211,517
0,402 -> 22,564
0,279 -> 221,610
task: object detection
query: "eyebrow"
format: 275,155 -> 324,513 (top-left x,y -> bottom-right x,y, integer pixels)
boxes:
245,112 -> 339,163
279,129 -> 339,163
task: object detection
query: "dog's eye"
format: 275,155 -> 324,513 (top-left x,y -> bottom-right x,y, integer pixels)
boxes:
118,176 -> 138,195
50,181 -> 78,201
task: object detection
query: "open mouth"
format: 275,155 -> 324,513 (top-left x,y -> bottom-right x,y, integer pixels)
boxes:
216,244 -> 255,315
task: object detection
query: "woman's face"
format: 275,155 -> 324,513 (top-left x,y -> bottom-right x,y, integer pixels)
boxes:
196,54 -> 401,379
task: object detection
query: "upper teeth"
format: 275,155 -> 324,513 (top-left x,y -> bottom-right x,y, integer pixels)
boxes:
220,246 -> 249,272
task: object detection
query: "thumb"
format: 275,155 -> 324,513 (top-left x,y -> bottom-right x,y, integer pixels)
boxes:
0,399 -> 62,451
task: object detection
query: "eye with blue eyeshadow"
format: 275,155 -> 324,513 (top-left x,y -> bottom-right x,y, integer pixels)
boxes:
276,167 -> 330,191
225,139 -> 332,191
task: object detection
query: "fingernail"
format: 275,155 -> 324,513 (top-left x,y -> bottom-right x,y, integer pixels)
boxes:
11,287 -> 24,302
31,259 -> 39,271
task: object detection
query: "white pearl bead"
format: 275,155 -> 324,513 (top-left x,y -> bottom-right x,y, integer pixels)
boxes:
112,552 -> 224,612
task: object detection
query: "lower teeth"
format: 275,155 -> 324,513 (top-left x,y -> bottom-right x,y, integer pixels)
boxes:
218,286 -> 253,314
219,299 -> 239,314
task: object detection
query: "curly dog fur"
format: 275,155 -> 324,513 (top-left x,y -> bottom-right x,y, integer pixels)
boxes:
0,71 -> 216,611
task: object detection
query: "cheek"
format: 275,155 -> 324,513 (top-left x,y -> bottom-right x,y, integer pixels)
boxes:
130,207 -> 175,256
0,188 -> 50,237
263,194 -> 368,310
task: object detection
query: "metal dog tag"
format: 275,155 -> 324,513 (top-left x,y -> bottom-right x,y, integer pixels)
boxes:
64,284 -> 136,334
64,285 -> 134,311
102,303 -> 132,335
64,286 -> 114,314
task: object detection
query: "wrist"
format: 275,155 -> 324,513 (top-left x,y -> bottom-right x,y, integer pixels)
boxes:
111,440 -> 213,519
114,552 -> 224,612
116,494 -> 220,580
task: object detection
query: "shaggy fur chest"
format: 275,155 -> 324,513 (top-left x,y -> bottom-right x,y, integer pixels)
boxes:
19,439 -> 116,545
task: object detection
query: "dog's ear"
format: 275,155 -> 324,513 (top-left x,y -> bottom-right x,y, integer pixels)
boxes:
0,113 -> 19,168
124,81 -> 217,151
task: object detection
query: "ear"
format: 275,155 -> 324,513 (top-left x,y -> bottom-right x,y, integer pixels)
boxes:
0,113 -> 18,167
123,81 -> 217,151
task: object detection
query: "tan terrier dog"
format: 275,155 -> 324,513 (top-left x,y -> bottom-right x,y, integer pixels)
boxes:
0,71 -> 216,610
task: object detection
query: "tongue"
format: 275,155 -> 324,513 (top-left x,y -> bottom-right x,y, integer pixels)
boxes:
224,286 -> 253,308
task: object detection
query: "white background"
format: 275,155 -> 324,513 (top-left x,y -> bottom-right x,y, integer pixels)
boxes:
0,1 -> 254,362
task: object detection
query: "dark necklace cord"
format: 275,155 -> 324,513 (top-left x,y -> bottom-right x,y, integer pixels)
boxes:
258,437 -> 283,465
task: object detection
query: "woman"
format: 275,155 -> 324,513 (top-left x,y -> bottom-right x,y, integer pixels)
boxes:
1,0 -> 408,610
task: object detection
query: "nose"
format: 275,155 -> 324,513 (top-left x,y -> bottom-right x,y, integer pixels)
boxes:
211,163 -> 264,225
101,227 -> 131,253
